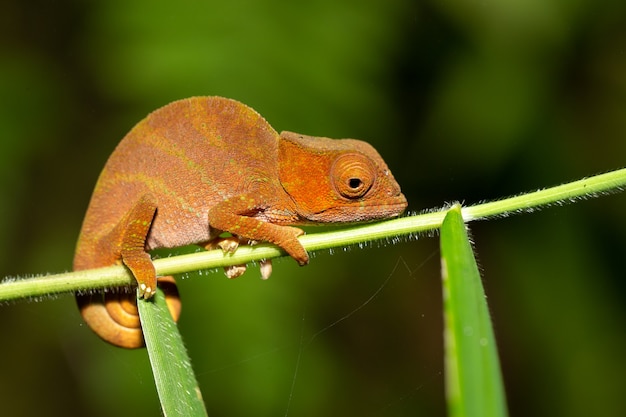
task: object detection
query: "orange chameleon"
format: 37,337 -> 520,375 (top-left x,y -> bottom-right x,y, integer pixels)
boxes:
74,96 -> 407,348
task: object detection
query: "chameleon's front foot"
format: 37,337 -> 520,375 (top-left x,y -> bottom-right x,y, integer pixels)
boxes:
278,226 -> 309,266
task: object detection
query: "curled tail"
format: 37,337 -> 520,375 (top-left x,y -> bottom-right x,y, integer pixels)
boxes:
75,276 -> 181,348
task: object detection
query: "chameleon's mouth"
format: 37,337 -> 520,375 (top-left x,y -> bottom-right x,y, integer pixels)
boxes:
302,193 -> 408,224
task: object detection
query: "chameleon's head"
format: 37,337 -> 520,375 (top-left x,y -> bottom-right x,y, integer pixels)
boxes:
278,131 -> 407,224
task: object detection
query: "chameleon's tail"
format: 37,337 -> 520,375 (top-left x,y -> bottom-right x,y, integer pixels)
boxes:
75,276 -> 181,349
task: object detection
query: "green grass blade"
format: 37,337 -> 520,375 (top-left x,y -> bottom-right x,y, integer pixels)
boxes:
137,289 -> 208,417
440,205 -> 508,417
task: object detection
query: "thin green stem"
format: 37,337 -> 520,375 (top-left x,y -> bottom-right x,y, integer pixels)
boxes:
1,166 -> 624,302
462,167 -> 626,221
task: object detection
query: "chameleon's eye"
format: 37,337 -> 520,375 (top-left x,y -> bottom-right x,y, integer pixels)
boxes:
331,153 -> 376,199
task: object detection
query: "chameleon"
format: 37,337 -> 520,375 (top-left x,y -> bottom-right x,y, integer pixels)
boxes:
74,96 -> 407,348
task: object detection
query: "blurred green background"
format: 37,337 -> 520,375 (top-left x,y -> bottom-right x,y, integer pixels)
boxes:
1,0 -> 625,416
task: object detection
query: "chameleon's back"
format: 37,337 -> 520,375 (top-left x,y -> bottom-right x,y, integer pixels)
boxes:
74,96 -> 282,347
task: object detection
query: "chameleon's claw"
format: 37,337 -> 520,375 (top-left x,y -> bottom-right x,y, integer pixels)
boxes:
137,283 -> 155,299
224,264 -> 247,279
259,259 -> 272,280
214,237 -> 240,253
207,237 -> 248,278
